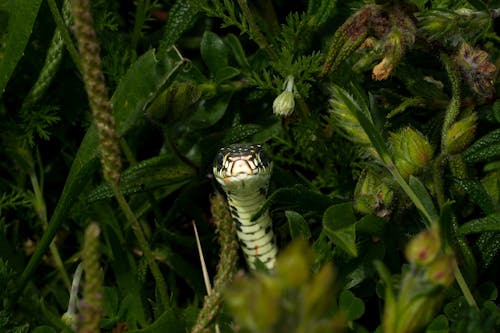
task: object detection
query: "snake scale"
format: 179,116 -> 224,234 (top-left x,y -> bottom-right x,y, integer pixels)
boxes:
213,144 -> 278,270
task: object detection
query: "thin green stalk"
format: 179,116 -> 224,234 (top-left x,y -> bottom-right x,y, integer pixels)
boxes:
131,0 -> 150,52
47,0 -> 82,73
29,171 -> 71,291
237,0 -> 278,61
440,53 -> 462,152
111,183 -> 169,308
432,154 -> 446,209
452,259 -> 478,308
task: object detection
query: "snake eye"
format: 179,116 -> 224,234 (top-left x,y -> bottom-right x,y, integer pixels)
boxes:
214,150 -> 225,169
257,148 -> 270,168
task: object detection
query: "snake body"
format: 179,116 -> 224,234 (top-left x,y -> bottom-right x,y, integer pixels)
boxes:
213,144 -> 278,270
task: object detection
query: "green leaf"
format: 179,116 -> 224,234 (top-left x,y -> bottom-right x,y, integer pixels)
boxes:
339,290 -> 365,321
188,91 -> 232,128
0,0 -> 43,96
18,48 -> 186,292
215,66 -> 240,84
323,202 -> 358,257
32,327 -> 57,333
409,176 -> 439,222
464,129 -> 500,163
356,214 -> 386,236
224,33 -> 250,68
425,314 -> 449,333
459,213 -> 500,235
88,154 -> 195,202
160,0 -> 199,50
253,184 -> 334,221
285,210 -> 311,240
200,31 -> 228,75
453,178 -> 496,214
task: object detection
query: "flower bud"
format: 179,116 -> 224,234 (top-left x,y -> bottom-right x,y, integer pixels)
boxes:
426,255 -> 455,287
354,170 -> 394,215
454,42 -> 496,97
445,113 -> 477,154
390,127 -> 433,179
405,227 -> 441,265
273,76 -> 295,117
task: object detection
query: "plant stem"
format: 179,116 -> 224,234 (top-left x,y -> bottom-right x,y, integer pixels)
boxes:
237,0 -> 278,61
111,183 -> 169,308
29,171 -> 71,291
432,153 -> 446,209
453,259 -> 478,308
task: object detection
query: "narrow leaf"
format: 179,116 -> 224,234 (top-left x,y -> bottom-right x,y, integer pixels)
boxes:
464,129 -> 500,163
409,176 -> 439,222
459,213 -> 500,235
0,0 -> 43,95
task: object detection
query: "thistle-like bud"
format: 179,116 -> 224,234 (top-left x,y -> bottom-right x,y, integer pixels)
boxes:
405,227 -> 441,266
354,169 -> 394,216
273,76 -> 295,117
390,127 -> 433,179
445,113 -> 478,154
454,42 -> 496,97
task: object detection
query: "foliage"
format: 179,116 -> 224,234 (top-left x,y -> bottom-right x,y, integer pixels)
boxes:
0,0 -> 499,332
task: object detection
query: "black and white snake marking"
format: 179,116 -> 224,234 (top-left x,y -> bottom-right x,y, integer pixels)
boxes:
213,144 -> 278,270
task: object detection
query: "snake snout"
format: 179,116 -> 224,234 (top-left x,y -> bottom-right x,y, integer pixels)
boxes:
230,160 -> 254,176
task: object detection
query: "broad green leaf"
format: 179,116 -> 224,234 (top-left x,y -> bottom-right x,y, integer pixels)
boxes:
425,314 -> 449,333
464,128 -> 500,163
188,92 -> 232,128
323,202 -> 358,257
459,213 -> 500,235
0,0 -> 43,96
285,210 -> 312,240
409,176 -> 439,222
215,66 -> 240,84
339,290 -> 365,321
88,154 -> 195,202
160,0 -> 199,50
200,31 -> 228,75
253,184 -> 334,221
18,48 -> 186,292
356,214 -> 386,236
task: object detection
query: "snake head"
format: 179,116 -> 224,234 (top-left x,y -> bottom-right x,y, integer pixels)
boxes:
213,144 -> 272,190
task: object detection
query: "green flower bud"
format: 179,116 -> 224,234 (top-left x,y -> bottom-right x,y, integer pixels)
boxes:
354,170 -> 394,216
273,76 -> 295,117
445,113 -> 477,154
390,127 -> 433,179
405,227 -> 441,265
426,255 -> 455,287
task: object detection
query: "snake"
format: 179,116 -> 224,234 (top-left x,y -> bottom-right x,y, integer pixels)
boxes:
213,143 -> 278,270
